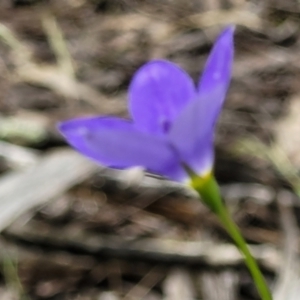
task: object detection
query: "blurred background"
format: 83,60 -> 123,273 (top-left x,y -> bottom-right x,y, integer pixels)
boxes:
0,0 -> 300,299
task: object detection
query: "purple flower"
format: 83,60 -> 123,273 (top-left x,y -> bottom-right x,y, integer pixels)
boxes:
58,26 -> 234,182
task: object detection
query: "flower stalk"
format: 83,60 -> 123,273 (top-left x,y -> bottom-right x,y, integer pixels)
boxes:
191,175 -> 272,300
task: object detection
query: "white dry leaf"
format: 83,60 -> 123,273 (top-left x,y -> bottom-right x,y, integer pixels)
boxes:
273,193 -> 300,300
184,3 -> 264,32
163,268 -> 196,300
119,166 -> 146,188
98,292 -> 120,300
275,95 -> 300,168
0,112 -> 49,144
285,280 -> 300,300
274,279 -> 300,300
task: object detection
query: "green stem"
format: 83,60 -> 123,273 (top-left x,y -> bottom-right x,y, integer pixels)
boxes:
191,175 -> 272,300
217,205 -> 272,300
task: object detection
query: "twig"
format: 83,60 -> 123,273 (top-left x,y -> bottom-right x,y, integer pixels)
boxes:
42,14 -> 75,77
0,23 -> 125,113
6,219 -> 280,269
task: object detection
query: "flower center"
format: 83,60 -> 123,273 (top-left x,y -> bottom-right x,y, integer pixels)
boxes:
160,118 -> 171,133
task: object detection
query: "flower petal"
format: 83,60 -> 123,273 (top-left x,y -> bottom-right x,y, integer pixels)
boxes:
58,116 -> 187,181
168,91 -> 215,176
197,26 -> 234,125
129,60 -> 197,135
169,27 -> 234,176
